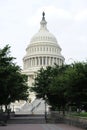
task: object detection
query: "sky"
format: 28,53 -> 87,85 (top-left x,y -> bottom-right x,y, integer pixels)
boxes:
0,0 -> 87,68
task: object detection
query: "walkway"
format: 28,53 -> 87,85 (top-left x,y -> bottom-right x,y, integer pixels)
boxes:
0,124 -> 84,130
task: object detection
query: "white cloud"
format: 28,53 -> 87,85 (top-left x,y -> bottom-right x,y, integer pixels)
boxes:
0,0 -> 87,67
75,9 -> 87,21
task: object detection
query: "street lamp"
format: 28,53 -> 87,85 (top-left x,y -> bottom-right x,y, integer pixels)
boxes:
44,95 -> 47,123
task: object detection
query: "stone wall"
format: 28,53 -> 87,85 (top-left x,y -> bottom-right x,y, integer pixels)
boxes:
64,116 -> 87,129
47,111 -> 87,129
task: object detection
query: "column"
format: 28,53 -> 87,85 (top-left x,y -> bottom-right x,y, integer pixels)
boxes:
35,57 -> 36,66
32,58 -> 33,66
42,57 -> 43,65
45,57 -> 47,66
33,57 -> 35,66
28,58 -> 30,67
50,57 -> 52,65
59,58 -> 60,65
49,57 -> 51,66
54,58 -> 56,64
36,57 -> 38,66
52,57 -> 54,65
38,57 -> 40,66
40,57 -> 42,65
30,58 -> 31,67
47,57 -> 49,65
43,57 -> 45,65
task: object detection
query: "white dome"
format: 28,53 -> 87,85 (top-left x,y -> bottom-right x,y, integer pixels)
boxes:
30,30 -> 57,44
30,12 -> 60,48
23,12 -> 64,73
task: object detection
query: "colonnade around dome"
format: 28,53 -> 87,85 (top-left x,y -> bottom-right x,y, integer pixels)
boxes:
23,56 -> 63,70
26,45 -> 61,55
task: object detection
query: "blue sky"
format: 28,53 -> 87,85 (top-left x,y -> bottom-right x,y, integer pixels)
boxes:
0,0 -> 87,67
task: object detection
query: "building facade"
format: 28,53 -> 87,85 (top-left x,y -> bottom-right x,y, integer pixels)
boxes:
16,12 -> 65,114
22,12 -> 64,102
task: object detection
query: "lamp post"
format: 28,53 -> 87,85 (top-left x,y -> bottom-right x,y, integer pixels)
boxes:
45,95 -> 47,123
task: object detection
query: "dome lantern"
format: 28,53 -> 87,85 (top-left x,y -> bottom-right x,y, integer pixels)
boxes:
30,12 -> 60,45
40,11 -> 47,31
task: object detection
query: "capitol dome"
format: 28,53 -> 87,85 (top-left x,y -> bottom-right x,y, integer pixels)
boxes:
23,12 -> 65,74
30,29 -> 58,45
30,15 -> 58,46
14,12 -> 65,114
20,12 -> 65,112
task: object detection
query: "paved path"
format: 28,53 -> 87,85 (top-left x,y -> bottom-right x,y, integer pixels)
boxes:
0,124 -> 84,130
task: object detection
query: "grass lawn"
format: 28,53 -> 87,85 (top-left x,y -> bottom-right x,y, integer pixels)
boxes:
68,112 -> 87,118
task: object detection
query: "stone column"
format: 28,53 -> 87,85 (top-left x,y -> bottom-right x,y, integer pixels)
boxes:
31,58 -> 32,67
49,57 -> 51,66
52,57 -> 54,65
33,57 -> 35,66
30,58 -> 31,67
48,57 -> 49,65
32,58 -> 33,66
37,57 -> 38,66
47,57 -> 48,65
41,57 -> 42,65
43,57 -> 45,65
50,57 -> 52,65
54,58 -> 56,64
57,58 -> 58,64
45,57 -> 47,66
38,57 -> 40,66
35,57 -> 36,66
57,58 -> 59,65
60,59 -> 61,65
28,59 -> 29,67
42,57 -> 43,65
58,58 -> 60,65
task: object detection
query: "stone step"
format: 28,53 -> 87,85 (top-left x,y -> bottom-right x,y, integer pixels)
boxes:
46,118 -> 64,123
14,114 -> 45,117
8,115 -> 46,124
8,118 -> 46,124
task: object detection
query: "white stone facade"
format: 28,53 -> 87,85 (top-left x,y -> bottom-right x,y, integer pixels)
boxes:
22,12 -> 65,102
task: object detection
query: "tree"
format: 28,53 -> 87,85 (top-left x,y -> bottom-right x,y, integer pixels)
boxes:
32,65 -> 68,113
65,62 -> 87,112
31,61 -> 87,113
48,64 -> 69,113
0,45 -> 29,110
32,66 -> 53,99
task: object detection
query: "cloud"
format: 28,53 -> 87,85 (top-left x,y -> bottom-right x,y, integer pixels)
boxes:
0,0 -> 87,67
75,9 -> 87,21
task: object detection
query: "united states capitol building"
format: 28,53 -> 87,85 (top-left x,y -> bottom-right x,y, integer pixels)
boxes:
13,12 -> 65,114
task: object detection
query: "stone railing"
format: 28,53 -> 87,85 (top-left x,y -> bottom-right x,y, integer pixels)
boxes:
64,115 -> 87,129
47,111 -> 87,129
47,111 -> 64,123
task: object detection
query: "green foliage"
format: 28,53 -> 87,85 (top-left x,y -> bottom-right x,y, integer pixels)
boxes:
31,61 -> 87,113
68,112 -> 87,118
0,45 -> 29,106
32,66 -> 53,98
48,65 -> 68,110
65,62 -> 87,108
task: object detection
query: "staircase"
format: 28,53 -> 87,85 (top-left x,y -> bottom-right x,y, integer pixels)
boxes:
15,98 -> 47,114
8,114 -> 46,124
